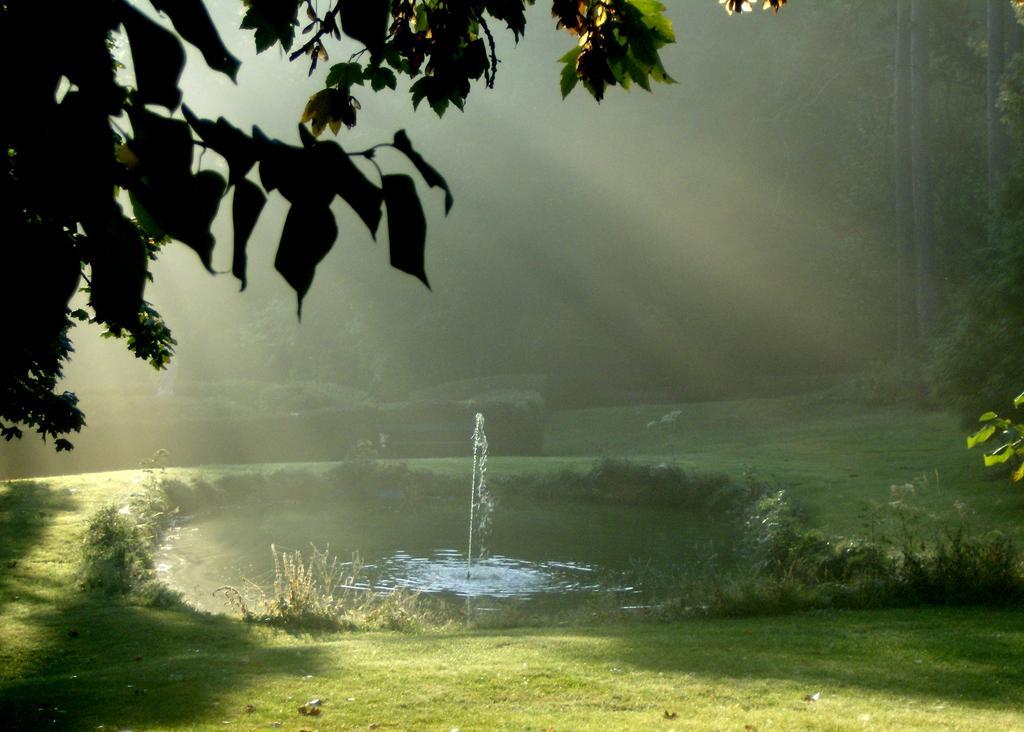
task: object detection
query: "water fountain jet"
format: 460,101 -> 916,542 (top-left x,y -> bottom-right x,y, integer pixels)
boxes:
466,412 -> 489,579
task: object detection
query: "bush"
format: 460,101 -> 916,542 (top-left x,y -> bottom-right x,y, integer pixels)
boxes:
494,459 -> 767,516
81,506 -> 154,594
896,529 -> 1021,606
80,484 -> 182,606
699,491 -> 1024,617
215,545 -> 445,632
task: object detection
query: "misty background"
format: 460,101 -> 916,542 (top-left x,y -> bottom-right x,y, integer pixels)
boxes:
5,1 -> 992,475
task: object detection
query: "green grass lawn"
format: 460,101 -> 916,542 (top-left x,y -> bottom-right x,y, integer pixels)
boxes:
540,396 -> 1024,540
3,397 -> 1024,729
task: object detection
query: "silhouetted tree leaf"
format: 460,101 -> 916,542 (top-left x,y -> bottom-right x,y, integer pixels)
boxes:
231,178 -> 267,290
382,174 -> 429,288
306,135 -> 383,236
254,127 -> 333,207
127,106 -> 194,178
150,0 -> 240,79
182,106 -> 258,186
128,190 -> 166,240
88,210 -> 148,330
180,170 -> 227,268
340,0 -> 389,60
118,0 -> 185,110
3,220 -> 81,345
391,130 -> 453,214
275,204 -> 339,316
129,170 -> 225,270
241,0 -> 299,53
484,0 -> 528,40
43,91 -> 117,226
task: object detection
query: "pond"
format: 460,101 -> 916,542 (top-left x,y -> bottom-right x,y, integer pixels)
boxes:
157,490 -> 745,613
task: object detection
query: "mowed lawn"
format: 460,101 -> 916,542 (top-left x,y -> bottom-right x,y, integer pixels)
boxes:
2,397 -> 1024,730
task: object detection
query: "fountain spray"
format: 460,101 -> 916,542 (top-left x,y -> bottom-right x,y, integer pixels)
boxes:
467,412 -> 488,579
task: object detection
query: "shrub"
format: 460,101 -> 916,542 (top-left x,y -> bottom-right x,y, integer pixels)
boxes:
215,545 -> 443,631
895,529 -> 1022,606
493,458 -> 767,515
701,491 -> 1024,617
80,483 -> 182,607
81,506 -> 154,594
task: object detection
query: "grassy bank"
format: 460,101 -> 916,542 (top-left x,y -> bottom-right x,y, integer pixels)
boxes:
3,397 -> 1024,729
541,396 -> 1024,540
2,471 -> 1024,729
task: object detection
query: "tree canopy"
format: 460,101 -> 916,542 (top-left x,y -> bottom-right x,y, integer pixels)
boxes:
1,0 -> 794,450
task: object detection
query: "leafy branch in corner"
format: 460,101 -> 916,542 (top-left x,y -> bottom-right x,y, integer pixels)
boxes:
968,392 -> 1024,482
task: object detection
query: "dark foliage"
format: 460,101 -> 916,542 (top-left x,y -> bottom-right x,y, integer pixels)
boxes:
491,458 -> 768,514
0,1 -> 456,448
697,491 -> 1024,617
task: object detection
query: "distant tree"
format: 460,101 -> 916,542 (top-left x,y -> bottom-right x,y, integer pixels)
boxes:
909,0 -> 938,341
988,0 -> 1010,210
927,1 -> 1024,420
1,0 -> 792,451
893,0 -> 917,361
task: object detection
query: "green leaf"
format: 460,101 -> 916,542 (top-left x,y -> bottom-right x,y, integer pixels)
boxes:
231,178 -> 266,291
382,174 -> 429,288
984,444 -> 1014,466
560,47 -> 581,98
366,65 -> 398,91
410,77 -> 430,110
326,62 -> 365,89
979,411 -> 999,422
149,0 -> 240,79
118,0 -> 185,110
622,58 -> 649,91
967,424 -> 996,449
627,0 -> 676,43
1015,392 -> 1024,409
275,204 -> 338,317
429,96 -> 450,117
392,130 -> 453,214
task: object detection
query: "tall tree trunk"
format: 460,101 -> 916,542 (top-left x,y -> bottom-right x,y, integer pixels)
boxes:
910,0 -> 937,341
1009,2 -> 1022,59
988,0 -> 1009,211
894,0 -> 917,362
